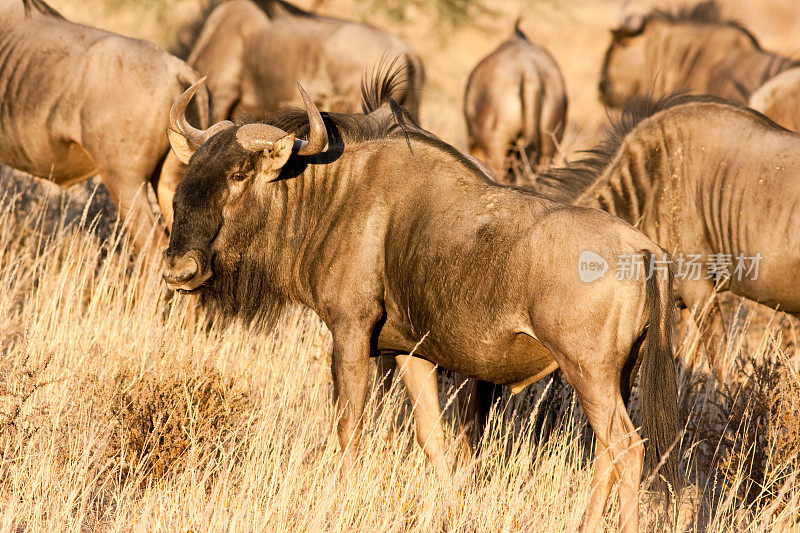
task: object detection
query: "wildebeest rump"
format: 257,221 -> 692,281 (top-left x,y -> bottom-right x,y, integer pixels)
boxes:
535,94 -> 800,345
599,1 -> 798,108
464,20 -> 567,182
163,72 -> 681,532
749,66 -> 800,131
184,0 -> 424,122
0,0 -> 210,252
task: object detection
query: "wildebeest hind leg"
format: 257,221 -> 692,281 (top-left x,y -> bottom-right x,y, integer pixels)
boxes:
560,361 -> 643,533
155,150 -> 185,231
99,169 -> 168,261
395,354 -> 450,482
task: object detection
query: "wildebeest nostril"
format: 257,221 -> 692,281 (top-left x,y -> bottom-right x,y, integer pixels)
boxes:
162,255 -> 199,284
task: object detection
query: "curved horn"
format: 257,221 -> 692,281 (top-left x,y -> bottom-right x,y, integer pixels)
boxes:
236,123 -> 292,152
295,84 -> 329,156
170,77 -> 234,149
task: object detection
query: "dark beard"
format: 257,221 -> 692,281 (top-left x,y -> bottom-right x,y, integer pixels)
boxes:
198,255 -> 288,334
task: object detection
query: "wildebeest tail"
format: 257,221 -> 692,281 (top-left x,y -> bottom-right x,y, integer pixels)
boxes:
520,75 -> 541,160
638,250 -> 682,493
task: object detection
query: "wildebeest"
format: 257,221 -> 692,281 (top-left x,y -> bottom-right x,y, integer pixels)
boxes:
183,0 -> 424,122
534,94 -> 800,359
464,20 -> 567,182
749,66 -> 800,131
163,73 -> 680,532
0,0 -> 209,253
599,1 -> 798,108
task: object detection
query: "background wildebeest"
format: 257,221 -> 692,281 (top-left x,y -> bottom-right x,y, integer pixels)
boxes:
749,66 -> 800,131
535,94 -> 800,363
182,0 -> 424,122
464,20 -> 567,183
0,0 -> 210,253
163,73 -> 680,532
599,1 -> 798,108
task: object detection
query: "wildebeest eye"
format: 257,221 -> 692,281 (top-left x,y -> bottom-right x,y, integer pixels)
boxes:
230,171 -> 247,182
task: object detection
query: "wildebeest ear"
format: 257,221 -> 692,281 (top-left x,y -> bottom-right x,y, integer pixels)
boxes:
168,128 -> 195,165
258,134 -> 295,181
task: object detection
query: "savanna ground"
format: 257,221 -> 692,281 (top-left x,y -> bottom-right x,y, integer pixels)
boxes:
1,0 -> 799,530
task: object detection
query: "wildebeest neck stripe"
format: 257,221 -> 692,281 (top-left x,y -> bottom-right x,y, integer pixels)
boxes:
533,93 -> 782,208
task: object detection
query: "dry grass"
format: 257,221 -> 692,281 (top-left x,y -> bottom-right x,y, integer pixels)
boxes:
2,0 -> 800,530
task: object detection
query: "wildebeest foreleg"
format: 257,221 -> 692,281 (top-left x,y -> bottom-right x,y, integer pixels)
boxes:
455,378 -> 502,453
375,354 -> 397,397
330,328 -> 372,476
395,354 -> 449,480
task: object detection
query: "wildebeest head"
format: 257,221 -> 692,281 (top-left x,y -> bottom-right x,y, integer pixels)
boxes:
162,78 -> 328,293
599,12 -> 648,107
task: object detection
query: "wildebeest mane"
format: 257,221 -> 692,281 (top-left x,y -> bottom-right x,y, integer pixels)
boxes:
360,56 -> 411,115
648,1 -> 759,48
22,0 -> 63,18
251,0 -> 313,19
534,93 -> 719,202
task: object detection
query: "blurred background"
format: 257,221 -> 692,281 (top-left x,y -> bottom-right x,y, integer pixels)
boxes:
44,0 -> 800,154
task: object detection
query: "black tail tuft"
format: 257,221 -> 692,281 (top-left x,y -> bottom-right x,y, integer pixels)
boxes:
639,250 -> 683,494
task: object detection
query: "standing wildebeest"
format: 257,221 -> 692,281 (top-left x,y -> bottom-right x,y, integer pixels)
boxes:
0,0 -> 209,252
163,74 -> 681,532
749,66 -> 800,131
184,0 -> 424,122
464,20 -> 567,183
535,94 -> 800,357
599,1 -> 798,108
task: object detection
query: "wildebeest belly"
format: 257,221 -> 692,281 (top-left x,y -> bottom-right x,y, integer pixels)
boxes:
729,249 -> 800,312
376,315 -> 556,389
0,137 -> 96,185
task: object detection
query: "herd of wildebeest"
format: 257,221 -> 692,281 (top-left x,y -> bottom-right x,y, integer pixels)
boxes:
2,0 -> 800,530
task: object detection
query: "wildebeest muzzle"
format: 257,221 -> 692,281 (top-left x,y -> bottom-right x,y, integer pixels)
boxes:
162,249 -> 211,292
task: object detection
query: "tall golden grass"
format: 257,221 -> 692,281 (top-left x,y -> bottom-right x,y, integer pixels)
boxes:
1,0 -> 799,530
